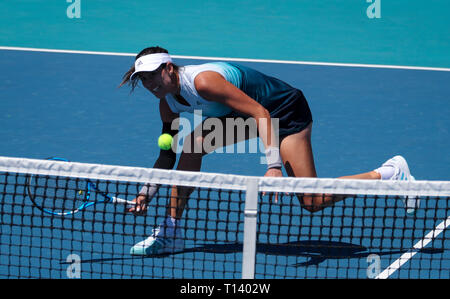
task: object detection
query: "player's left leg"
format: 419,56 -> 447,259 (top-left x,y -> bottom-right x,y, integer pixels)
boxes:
279,122 -> 380,212
170,115 -> 257,218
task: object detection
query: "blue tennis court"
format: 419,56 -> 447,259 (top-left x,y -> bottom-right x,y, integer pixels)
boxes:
1,0 -> 449,279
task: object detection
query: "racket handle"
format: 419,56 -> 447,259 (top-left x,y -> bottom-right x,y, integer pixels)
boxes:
112,196 -> 136,208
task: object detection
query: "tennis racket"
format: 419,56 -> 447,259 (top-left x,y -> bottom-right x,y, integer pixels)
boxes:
26,157 -> 136,216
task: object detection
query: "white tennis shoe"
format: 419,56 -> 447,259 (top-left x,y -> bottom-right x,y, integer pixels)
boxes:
381,155 -> 419,214
130,225 -> 185,256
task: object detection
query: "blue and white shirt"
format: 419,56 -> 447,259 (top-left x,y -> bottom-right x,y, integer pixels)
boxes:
165,62 -> 298,117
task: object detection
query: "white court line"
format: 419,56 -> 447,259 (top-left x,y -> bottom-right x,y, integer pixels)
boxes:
376,215 -> 450,279
1,46 -> 450,72
0,46 -> 135,57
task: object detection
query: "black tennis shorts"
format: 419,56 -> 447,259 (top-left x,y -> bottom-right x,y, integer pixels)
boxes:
269,89 -> 313,139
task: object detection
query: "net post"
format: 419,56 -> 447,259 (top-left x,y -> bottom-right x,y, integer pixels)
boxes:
242,177 -> 259,279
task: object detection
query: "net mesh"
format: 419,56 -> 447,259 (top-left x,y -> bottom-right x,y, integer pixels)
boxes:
0,157 -> 449,279
255,193 -> 449,278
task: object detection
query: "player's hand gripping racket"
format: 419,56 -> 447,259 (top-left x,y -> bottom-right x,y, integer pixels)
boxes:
26,157 -> 136,216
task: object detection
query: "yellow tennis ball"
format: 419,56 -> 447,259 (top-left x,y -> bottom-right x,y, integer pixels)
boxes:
158,133 -> 173,150
78,190 -> 83,196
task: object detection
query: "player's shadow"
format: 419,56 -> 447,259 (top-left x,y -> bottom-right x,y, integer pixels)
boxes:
70,240 -> 444,267
186,240 -> 443,267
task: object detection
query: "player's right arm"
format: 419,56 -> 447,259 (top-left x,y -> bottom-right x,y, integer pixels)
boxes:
130,99 -> 180,215
153,98 -> 180,169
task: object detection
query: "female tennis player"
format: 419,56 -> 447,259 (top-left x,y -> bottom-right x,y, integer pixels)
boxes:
119,46 -> 415,255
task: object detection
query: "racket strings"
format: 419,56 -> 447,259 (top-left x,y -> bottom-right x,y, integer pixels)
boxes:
28,175 -> 89,214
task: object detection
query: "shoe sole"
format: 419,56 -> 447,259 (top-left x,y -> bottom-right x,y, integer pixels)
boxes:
405,175 -> 420,215
392,155 -> 411,181
130,239 -> 185,256
392,156 -> 420,215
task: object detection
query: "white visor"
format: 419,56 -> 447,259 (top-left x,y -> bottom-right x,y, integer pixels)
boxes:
130,53 -> 173,80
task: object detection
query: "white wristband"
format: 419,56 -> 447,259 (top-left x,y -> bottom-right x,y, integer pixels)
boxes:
265,147 -> 282,169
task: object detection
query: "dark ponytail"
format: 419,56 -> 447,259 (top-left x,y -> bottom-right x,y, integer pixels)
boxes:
118,46 -> 178,92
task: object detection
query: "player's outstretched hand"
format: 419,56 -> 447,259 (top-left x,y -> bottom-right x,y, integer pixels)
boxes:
263,168 -> 283,203
128,195 -> 149,216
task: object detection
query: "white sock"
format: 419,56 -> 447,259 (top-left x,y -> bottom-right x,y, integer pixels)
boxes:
165,215 -> 178,227
374,166 -> 395,180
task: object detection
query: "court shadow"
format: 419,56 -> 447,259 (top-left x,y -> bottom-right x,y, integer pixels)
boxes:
189,240 -> 443,267
67,240 -> 444,268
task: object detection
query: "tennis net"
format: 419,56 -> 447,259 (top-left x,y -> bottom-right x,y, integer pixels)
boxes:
0,156 -> 449,279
